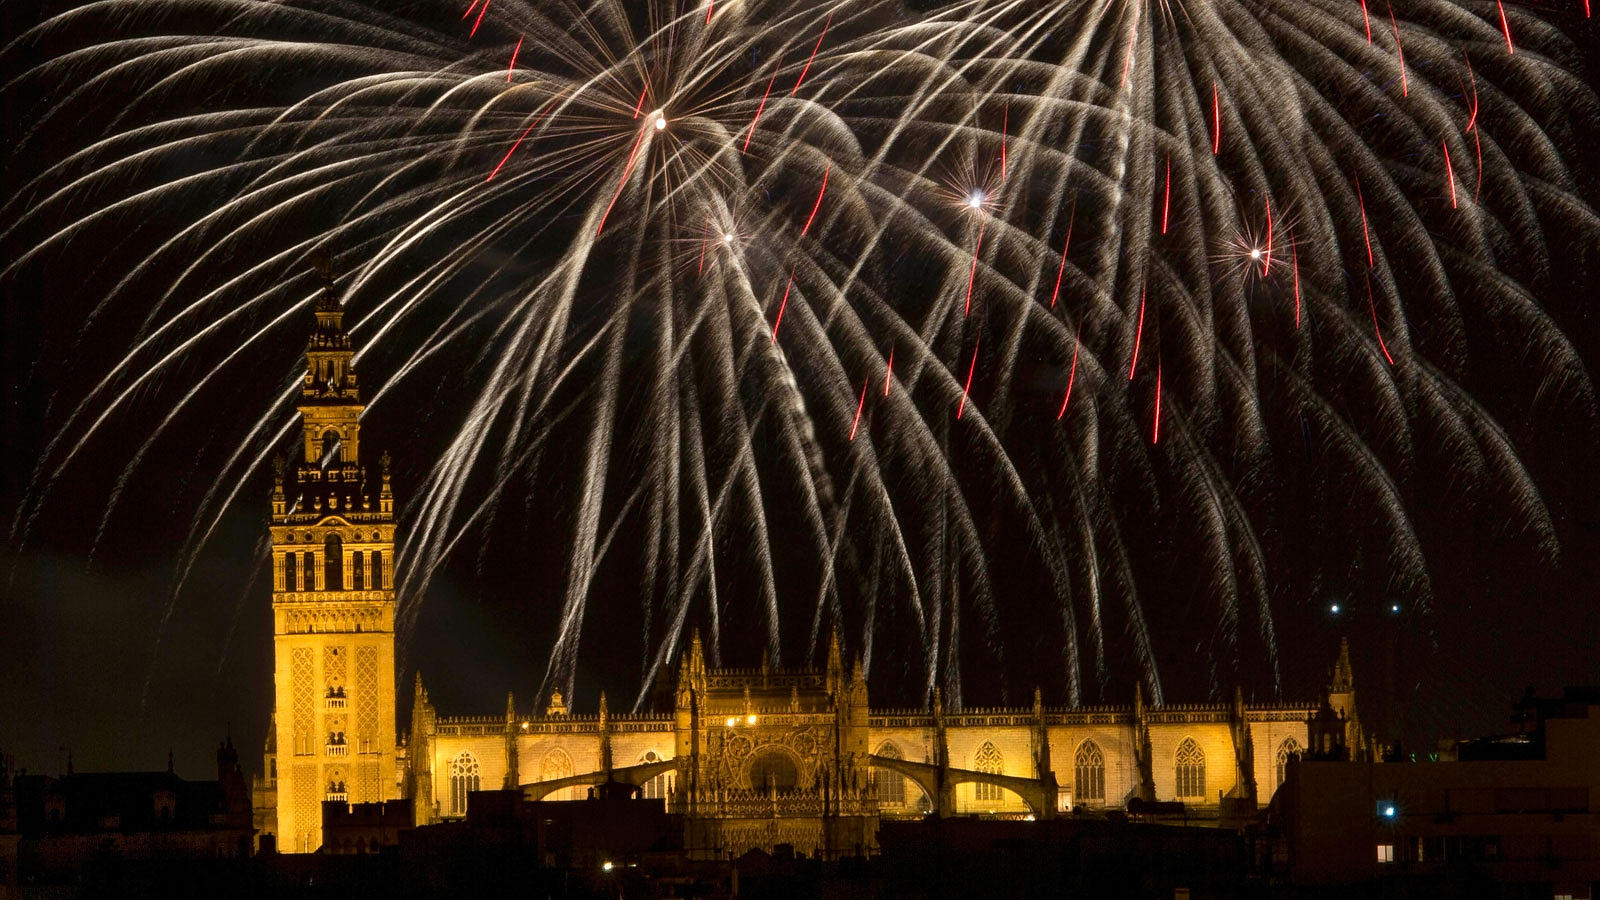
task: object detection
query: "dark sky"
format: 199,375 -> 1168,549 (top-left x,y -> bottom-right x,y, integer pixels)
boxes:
2,1 -> 1599,782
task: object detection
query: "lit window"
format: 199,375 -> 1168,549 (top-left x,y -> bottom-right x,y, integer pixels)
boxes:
639,751 -> 672,800
1175,738 -> 1205,799
450,751 -> 480,815
1275,737 -> 1301,787
1377,844 -> 1395,863
1074,741 -> 1105,802
870,743 -> 906,805
973,742 -> 1003,802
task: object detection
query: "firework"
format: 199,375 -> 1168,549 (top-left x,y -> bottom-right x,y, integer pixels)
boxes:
3,0 -> 1596,714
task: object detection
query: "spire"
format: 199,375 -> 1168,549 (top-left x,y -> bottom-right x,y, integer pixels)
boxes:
825,627 -> 844,698
1330,637 -> 1355,694
296,257 -> 363,470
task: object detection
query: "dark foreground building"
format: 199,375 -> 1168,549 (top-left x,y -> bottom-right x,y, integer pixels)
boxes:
1272,687 -> 1600,899
0,740 -> 253,899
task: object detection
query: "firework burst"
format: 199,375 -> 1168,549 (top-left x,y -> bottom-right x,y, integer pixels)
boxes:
3,0 -> 1597,714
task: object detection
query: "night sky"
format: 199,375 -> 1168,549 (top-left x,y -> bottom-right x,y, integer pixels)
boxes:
2,0 -> 1599,782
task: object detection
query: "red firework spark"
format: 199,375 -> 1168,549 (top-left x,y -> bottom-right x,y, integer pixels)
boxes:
792,13 -> 832,95
596,123 -> 650,235
957,335 -> 980,420
1473,129 -> 1483,201
1057,326 -> 1080,419
1443,139 -> 1457,208
697,213 -> 710,274
1212,82 -> 1221,155
1388,2 -> 1407,97
850,377 -> 868,441
743,63 -> 781,153
1152,361 -> 1163,444
1262,194 -> 1273,276
1128,286 -> 1146,380
771,268 -> 796,344
486,97 -> 558,182
884,344 -> 894,396
507,35 -> 522,81
1161,155 -> 1171,234
1496,0 -> 1514,54
1048,199 -> 1076,308
1367,279 -> 1396,365
801,164 -> 829,236
1001,102 -> 1008,182
1357,178 -> 1374,268
470,0 -> 491,38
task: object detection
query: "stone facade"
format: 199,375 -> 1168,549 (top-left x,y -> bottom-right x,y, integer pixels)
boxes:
253,276 -> 400,854
403,634 -> 1357,857
254,279 -> 1359,856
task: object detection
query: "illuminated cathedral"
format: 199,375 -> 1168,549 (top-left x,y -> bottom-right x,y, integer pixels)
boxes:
252,285 -> 1362,856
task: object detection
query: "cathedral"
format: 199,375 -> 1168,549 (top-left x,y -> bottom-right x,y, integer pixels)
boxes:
252,286 -> 1362,857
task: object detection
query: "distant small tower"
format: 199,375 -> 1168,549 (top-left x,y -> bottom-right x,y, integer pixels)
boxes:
1307,638 -> 1363,761
259,266 -> 399,853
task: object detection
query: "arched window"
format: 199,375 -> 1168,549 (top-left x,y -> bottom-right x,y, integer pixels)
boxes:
371,550 -> 384,589
352,552 -> 365,590
284,553 -> 297,592
321,430 -> 340,464
541,749 -> 574,800
870,742 -> 906,805
1175,738 -> 1206,799
449,751 -> 480,815
639,751 -> 672,800
1074,740 -> 1106,802
324,535 -> 344,590
1276,737 -> 1302,787
302,551 -> 314,590
973,742 -> 1003,802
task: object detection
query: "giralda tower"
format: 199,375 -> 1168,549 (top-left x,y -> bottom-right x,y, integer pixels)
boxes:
261,273 -> 398,853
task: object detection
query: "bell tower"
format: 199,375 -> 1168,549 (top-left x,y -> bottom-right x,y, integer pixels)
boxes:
262,269 -> 398,853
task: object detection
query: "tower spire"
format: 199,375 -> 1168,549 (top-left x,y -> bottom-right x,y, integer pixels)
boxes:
261,259 -> 399,853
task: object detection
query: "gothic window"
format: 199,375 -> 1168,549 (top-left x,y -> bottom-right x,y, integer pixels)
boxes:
973,742 -> 1003,802
371,550 -> 384,590
284,553 -> 297,592
449,751 -> 480,816
639,751 -> 672,800
870,742 -> 906,805
1276,737 -> 1302,787
321,430 -> 340,465
352,552 -> 365,590
302,551 -> 314,590
1074,740 -> 1106,802
541,749 -> 574,800
324,535 -> 344,590
1175,738 -> 1206,799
